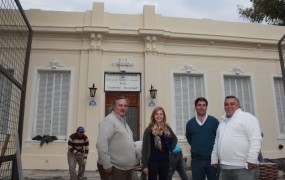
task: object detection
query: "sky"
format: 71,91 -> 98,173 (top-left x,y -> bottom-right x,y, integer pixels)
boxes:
19,0 -> 253,23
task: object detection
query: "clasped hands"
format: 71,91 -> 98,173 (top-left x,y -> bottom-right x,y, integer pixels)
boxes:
247,162 -> 258,169
212,162 -> 258,170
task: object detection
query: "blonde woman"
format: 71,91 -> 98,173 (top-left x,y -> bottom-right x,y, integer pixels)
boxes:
142,106 -> 177,180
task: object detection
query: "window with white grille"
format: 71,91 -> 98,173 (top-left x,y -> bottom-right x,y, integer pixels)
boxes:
174,74 -> 204,137
33,70 -> 71,140
224,75 -> 254,114
273,77 -> 285,135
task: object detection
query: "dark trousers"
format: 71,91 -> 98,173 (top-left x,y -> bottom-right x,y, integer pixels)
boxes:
168,151 -> 188,180
221,168 -> 259,180
97,163 -> 132,180
148,159 -> 169,180
191,158 -> 219,180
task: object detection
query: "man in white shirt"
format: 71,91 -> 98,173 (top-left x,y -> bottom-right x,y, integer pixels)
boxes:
211,95 -> 262,180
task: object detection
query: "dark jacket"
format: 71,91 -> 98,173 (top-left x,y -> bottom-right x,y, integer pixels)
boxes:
141,126 -> 177,169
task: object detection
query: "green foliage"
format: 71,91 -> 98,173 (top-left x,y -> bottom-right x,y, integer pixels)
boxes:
238,0 -> 285,25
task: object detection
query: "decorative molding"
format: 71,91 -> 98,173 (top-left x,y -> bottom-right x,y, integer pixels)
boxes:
145,36 -> 151,52
184,64 -> 195,73
90,33 -> 103,53
112,58 -> 134,72
232,66 -> 243,75
152,36 -> 157,52
144,35 -> 158,55
45,59 -> 64,69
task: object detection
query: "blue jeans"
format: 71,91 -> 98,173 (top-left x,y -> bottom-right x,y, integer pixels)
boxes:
191,158 -> 219,180
168,151 -> 188,180
221,168 -> 259,180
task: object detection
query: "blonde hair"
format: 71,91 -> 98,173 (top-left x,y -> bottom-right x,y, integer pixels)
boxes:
148,106 -> 169,127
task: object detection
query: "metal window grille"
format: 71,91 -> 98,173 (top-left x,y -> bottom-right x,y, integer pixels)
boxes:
174,74 -> 205,137
273,77 -> 285,135
33,71 -> 70,140
224,75 -> 254,115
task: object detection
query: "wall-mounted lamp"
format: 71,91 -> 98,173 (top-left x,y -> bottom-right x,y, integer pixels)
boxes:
149,85 -> 158,99
89,83 -> 97,106
89,83 -> 97,97
148,85 -> 158,107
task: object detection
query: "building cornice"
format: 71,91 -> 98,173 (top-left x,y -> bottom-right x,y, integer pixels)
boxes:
31,26 -> 279,46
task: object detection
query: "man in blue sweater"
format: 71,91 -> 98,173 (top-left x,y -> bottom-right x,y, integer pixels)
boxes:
186,97 -> 219,180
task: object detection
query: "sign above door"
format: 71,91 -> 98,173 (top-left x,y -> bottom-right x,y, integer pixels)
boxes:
104,72 -> 141,92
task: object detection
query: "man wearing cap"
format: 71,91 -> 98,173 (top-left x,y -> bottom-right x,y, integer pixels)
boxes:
67,126 -> 89,180
96,96 -> 137,180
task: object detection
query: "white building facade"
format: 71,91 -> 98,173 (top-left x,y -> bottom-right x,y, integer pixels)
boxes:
22,2 -> 285,170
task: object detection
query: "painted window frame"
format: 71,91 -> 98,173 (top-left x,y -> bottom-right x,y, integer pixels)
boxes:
273,76 -> 285,139
27,66 -> 74,142
223,74 -> 255,115
172,72 -> 206,139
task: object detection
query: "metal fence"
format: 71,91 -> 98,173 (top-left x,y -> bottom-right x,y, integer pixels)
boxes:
0,0 -> 32,179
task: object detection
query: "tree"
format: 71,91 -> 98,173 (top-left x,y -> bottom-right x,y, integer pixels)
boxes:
238,0 -> 285,26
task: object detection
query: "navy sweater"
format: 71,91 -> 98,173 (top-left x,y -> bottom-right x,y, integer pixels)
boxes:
186,115 -> 219,160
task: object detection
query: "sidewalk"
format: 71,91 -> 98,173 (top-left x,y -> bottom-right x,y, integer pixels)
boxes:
23,169 -> 100,180
22,169 -> 285,180
23,169 -> 192,180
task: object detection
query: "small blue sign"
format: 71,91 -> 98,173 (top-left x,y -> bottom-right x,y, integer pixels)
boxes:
89,99 -> 96,106
148,100 -> 156,107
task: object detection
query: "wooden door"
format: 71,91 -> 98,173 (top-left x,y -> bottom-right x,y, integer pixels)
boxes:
105,92 -> 140,141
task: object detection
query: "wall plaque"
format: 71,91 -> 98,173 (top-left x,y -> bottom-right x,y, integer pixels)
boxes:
104,73 -> 141,92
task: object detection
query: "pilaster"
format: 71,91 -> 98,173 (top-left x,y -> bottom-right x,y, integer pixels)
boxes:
143,5 -> 157,29
91,2 -> 104,26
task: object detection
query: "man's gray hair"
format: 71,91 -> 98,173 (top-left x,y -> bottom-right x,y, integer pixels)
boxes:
111,96 -> 129,108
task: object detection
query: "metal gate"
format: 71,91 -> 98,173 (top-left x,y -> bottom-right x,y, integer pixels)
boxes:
0,0 -> 32,179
